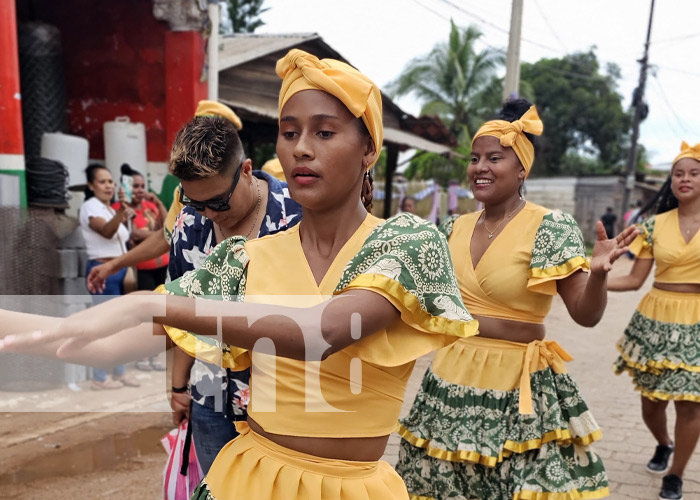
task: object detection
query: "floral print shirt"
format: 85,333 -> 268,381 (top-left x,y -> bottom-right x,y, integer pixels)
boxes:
168,170 -> 302,416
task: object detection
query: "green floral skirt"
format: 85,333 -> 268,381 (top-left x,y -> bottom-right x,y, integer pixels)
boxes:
614,288 -> 700,402
395,337 -> 609,500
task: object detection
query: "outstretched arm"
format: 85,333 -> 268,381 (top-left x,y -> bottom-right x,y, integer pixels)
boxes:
87,231 -> 171,292
1,289 -> 400,362
557,222 -> 637,327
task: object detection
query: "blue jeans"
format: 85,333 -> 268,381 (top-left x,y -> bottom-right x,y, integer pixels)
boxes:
86,259 -> 127,382
190,402 -> 240,474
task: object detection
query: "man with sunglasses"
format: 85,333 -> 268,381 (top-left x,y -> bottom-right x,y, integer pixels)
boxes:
167,115 -> 301,474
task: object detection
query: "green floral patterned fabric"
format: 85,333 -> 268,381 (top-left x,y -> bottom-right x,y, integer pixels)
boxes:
529,210 -> 588,274
396,367 -> 608,499
398,438 -> 608,500
615,310 -> 700,401
162,214 -> 474,357
398,367 -> 601,462
336,214 -> 473,323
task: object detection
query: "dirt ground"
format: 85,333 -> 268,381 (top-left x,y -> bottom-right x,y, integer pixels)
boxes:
2,259 -> 699,499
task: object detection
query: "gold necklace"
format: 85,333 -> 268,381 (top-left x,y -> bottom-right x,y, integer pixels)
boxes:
217,178 -> 262,240
244,177 -> 262,239
480,199 -> 525,239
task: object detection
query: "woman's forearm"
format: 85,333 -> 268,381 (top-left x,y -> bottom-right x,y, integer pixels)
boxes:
574,271 -> 608,326
152,290 -> 398,361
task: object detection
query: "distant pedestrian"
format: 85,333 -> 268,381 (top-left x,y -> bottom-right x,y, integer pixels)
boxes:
400,195 -> 416,214
600,206 -> 617,238
609,141 -> 700,500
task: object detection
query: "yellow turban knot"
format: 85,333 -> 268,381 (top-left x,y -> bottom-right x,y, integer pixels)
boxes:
276,49 -> 383,168
261,157 -> 286,181
195,100 -> 243,131
472,106 -> 543,177
672,141 -> 700,167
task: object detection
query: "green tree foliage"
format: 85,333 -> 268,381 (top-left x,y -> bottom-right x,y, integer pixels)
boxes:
387,21 -> 502,185
387,21 -> 504,142
520,50 -> 633,176
402,145 -> 471,188
224,0 -> 268,33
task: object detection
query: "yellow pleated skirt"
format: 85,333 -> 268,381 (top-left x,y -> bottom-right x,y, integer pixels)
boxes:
199,422 -> 409,500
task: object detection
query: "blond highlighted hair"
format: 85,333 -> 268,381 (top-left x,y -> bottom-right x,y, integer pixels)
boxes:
169,116 -> 245,181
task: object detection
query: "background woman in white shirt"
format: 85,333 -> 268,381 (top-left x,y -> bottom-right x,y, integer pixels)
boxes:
79,164 -> 139,389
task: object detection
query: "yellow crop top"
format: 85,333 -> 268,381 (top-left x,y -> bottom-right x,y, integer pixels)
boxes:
629,209 -> 700,284
160,212 -> 478,438
443,202 -> 590,324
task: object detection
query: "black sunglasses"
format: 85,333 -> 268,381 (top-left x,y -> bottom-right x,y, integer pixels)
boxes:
179,161 -> 243,212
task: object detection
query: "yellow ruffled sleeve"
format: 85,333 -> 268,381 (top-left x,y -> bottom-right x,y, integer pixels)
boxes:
528,210 -> 590,295
334,213 -> 479,367
628,216 -> 654,259
157,236 -> 251,370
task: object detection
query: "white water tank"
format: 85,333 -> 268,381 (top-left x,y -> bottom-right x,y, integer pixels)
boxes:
40,132 -> 89,187
103,116 -> 147,181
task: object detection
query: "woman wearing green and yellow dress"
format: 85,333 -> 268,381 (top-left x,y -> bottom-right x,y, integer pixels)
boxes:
395,99 -> 637,500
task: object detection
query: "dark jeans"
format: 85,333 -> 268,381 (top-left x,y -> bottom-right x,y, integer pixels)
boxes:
137,266 -> 167,291
190,402 -> 240,474
86,259 -> 127,382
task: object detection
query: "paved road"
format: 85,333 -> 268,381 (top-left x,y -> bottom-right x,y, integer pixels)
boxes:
383,258 -> 700,499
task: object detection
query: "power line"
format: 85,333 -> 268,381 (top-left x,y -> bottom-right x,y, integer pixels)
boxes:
433,0 -> 563,54
652,31 -> 700,45
651,74 -> 700,136
655,64 -> 700,78
533,0 -> 568,53
406,0 -> 451,23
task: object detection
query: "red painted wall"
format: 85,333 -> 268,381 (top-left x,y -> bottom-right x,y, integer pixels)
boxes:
17,0 -> 206,163
0,0 -> 23,155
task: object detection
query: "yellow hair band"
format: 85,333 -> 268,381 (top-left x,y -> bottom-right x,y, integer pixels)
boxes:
472,106 -> 543,176
672,141 -> 700,167
261,158 -> 286,181
276,49 -> 383,168
195,100 -> 243,131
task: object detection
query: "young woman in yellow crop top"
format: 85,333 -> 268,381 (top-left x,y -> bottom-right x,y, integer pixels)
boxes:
0,50 -> 479,500
396,100 -> 637,500
609,142 -> 700,500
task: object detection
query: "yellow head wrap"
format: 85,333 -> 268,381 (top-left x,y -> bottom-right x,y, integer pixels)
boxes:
472,106 -> 543,177
672,141 -> 700,167
276,49 -> 383,168
195,100 -> 243,131
261,157 -> 286,181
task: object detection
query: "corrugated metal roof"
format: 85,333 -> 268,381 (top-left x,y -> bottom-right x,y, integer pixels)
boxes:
219,33 -> 320,71
384,127 -> 453,155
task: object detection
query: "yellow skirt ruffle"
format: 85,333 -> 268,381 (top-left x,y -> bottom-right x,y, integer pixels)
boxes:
202,423 -> 409,500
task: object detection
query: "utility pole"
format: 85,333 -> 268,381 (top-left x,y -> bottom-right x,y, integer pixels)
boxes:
621,0 -> 655,227
502,0 -> 523,101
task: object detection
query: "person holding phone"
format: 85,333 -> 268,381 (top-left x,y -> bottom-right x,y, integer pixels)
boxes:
79,164 -> 140,389
112,164 -> 170,371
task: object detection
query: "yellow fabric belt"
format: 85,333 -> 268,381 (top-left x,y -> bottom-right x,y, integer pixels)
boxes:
519,340 -> 573,415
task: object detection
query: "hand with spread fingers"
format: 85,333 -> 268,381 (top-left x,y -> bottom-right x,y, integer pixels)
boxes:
590,221 -> 639,275
0,292 -> 162,355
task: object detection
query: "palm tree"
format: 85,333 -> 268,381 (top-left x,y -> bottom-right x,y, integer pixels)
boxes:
387,20 -> 504,143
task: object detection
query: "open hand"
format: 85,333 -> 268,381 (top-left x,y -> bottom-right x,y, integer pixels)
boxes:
86,261 -> 116,293
0,293 -> 162,354
590,221 -> 638,275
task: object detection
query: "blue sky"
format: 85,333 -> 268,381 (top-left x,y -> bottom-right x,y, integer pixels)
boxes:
257,0 -> 700,169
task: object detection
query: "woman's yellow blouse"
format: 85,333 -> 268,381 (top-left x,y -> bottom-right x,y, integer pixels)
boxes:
629,209 -> 700,284
157,213 -> 478,438
441,202 -> 590,324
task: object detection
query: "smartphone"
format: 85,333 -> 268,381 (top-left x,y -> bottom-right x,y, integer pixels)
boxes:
121,175 -> 133,204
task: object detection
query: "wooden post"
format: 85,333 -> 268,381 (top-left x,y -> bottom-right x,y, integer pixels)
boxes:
383,145 -> 399,219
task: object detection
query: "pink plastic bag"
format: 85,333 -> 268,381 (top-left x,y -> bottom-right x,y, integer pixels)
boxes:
161,419 -> 204,500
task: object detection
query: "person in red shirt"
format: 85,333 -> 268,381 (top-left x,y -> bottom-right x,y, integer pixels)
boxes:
112,164 -> 169,370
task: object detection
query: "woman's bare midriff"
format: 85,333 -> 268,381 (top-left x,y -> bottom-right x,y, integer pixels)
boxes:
473,315 -> 545,343
247,417 -> 390,462
653,282 -> 700,294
